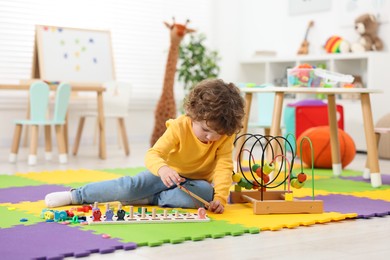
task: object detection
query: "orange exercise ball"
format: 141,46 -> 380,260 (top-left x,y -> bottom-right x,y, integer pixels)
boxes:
297,126 -> 356,169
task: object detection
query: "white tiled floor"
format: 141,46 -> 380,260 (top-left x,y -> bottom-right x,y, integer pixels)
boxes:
1,142 -> 390,260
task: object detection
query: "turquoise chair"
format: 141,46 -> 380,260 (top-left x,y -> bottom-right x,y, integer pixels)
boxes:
245,85 -> 283,136
9,81 -> 72,165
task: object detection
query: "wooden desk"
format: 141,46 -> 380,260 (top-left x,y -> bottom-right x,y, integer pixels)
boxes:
0,82 -> 107,159
237,87 -> 383,188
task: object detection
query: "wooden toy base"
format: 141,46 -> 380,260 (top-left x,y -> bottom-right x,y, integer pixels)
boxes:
87,212 -> 210,225
230,190 -> 323,215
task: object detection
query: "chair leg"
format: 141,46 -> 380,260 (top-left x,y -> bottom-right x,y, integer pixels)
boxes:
93,117 -> 98,146
23,125 -> 29,147
64,113 -> 69,153
118,117 -> 130,156
22,105 -> 30,147
55,125 -> 67,164
117,119 -> 123,149
73,117 -> 85,155
28,125 -> 39,165
9,124 -> 23,163
44,125 -> 52,160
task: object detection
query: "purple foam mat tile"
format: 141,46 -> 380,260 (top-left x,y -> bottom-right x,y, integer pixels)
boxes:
302,194 -> 390,218
341,174 -> 390,185
0,222 -> 137,260
0,184 -> 72,204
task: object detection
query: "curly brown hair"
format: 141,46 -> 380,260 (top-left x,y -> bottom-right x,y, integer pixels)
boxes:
184,79 -> 245,136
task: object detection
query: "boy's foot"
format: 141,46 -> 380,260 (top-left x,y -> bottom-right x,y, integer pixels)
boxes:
45,191 -> 72,207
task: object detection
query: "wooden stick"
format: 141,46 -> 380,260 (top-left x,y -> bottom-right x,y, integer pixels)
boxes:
177,184 -> 210,208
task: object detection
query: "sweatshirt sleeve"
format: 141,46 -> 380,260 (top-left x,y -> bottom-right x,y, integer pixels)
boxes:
211,135 -> 235,206
144,119 -> 179,176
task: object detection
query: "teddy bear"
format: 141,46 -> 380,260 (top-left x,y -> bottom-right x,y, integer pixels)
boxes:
350,13 -> 383,52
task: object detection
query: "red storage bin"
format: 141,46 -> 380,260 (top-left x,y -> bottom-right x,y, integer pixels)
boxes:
284,99 -> 344,140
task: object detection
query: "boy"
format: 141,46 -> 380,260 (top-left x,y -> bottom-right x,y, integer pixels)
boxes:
45,79 -> 245,214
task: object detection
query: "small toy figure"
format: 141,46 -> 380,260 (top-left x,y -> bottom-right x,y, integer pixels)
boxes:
116,204 -> 126,221
104,203 -> 114,221
54,210 -> 68,222
44,211 -> 54,220
92,202 -> 102,221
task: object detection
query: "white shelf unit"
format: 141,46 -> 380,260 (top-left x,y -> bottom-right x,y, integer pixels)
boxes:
239,52 -> 390,152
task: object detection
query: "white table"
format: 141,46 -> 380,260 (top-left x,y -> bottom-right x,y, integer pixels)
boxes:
237,87 -> 383,188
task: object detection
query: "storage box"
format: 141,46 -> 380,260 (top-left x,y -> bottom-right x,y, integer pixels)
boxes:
284,99 -> 344,151
287,68 -> 354,88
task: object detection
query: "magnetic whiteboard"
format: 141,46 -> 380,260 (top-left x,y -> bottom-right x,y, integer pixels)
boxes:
35,25 -> 115,82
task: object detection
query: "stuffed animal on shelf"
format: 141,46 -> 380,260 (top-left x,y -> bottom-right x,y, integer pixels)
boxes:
324,35 -> 350,53
350,13 -> 383,52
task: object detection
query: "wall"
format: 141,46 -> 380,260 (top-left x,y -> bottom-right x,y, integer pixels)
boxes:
214,0 -> 390,80
1,0 -> 390,148
0,0 -> 213,147
234,0 -> 390,59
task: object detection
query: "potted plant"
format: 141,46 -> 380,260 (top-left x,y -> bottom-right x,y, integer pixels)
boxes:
177,33 -> 220,102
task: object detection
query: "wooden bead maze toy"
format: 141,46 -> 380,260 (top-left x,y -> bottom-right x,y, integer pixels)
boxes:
230,133 -> 323,215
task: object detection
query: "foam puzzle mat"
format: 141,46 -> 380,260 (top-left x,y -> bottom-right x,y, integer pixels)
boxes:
1,167 -> 390,259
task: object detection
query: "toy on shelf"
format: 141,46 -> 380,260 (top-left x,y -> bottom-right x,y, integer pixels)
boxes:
324,35 -> 350,53
230,133 -> 323,215
287,64 -> 354,88
351,13 -> 383,53
297,20 -> 314,55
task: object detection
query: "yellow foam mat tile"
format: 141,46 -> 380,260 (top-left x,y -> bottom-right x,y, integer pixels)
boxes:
211,203 -> 357,231
288,187 -> 335,197
293,187 -> 390,201
15,169 -> 121,184
2,201 -> 48,217
348,189 -> 390,201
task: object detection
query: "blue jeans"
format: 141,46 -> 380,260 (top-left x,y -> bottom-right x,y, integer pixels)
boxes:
71,170 -> 214,208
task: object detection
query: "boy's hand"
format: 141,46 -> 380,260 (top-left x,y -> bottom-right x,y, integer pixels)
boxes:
158,165 -> 185,187
208,200 -> 224,214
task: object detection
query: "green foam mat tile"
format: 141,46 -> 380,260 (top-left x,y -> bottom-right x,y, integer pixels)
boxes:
0,204 -> 43,228
0,175 -> 47,188
310,168 -> 365,177
80,218 -> 256,246
308,177 -> 390,193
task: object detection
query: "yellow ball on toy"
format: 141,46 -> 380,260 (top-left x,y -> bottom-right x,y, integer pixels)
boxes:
232,173 -> 242,182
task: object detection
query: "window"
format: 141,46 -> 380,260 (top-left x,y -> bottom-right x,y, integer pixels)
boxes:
0,0 -> 213,106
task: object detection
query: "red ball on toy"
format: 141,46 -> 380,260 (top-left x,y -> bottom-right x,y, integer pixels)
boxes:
297,126 -> 356,169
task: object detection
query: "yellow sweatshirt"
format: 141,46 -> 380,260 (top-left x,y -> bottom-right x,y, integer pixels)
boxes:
145,115 -> 234,206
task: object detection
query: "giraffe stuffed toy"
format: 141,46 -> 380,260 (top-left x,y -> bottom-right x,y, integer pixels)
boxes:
150,18 -> 195,146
